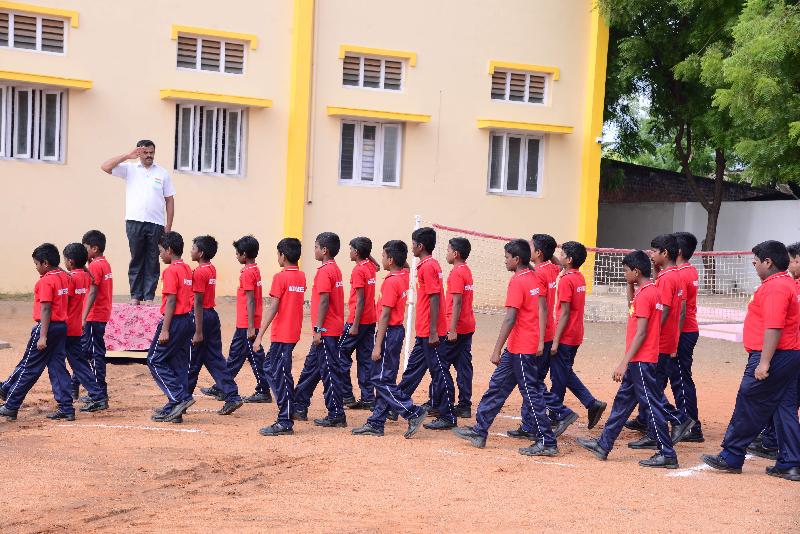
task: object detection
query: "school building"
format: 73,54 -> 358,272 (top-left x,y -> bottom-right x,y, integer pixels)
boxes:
0,0 -> 608,295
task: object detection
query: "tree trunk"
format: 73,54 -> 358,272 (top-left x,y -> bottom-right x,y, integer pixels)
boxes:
701,148 -> 726,293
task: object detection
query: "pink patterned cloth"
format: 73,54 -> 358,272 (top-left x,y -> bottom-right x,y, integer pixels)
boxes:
105,304 -> 162,351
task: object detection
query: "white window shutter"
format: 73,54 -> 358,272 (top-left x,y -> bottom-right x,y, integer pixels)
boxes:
12,14 -> 36,49
0,12 -> 8,46
360,124 -> 377,181
177,35 -> 197,69
339,122 -> 356,180
200,107 -> 217,172
177,105 -> 194,170
342,55 -> 361,86
362,58 -> 381,88
224,109 -> 242,175
381,124 -> 401,183
40,17 -> 64,53
40,91 -> 60,160
224,42 -> 244,74
200,39 -> 221,71
13,88 -> 32,158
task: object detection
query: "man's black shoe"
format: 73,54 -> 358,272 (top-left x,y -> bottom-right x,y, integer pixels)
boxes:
46,410 -> 75,421
404,407 -> 429,439
79,395 -> 92,404
587,400 -> 607,430
455,405 -> 472,419
0,405 -> 17,421
387,411 -> 398,421
259,423 -> 294,436
291,409 -> 308,421
747,441 -> 778,461
553,412 -> 578,438
519,442 -> 559,457
670,417 -> 696,444
424,417 -> 456,430
80,399 -> 108,412
420,400 -> 432,410
507,427 -> 537,440
682,428 -> 705,443
624,418 -> 648,433
701,453 -> 742,473
218,399 -> 244,415
313,415 -> 347,428
765,465 -> 800,482
576,437 -> 608,460
243,392 -> 272,404
162,398 -> 195,422
639,453 -> 679,469
628,436 -> 658,450
343,395 -> 358,408
347,399 -> 374,410
451,426 -> 486,448
352,423 -> 384,436
200,386 -> 224,401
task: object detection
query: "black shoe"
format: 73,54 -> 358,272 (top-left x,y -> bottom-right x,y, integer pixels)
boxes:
243,392 -> 272,403
428,408 -> 441,418
553,412 -> 578,438
455,405 -> 472,419
79,395 -> 92,403
291,409 -> 308,421
587,400 -> 607,430
765,465 -> 800,482
682,428 -> 705,443
170,415 -> 183,424
46,410 -> 75,421
624,418 -> 648,433
343,395 -> 358,408
201,386 -> 225,401
747,441 -> 778,461
452,426 -> 486,448
420,400 -> 432,410
670,417 -> 696,444
387,411 -> 399,422
507,427 -> 538,440
424,417 -> 456,430
701,453 -> 742,474
352,423 -> 384,436
218,399 -> 244,415
628,436 -> 659,450
162,398 -> 195,423
519,442 -> 559,457
71,390 -> 79,401
347,399 -> 375,410
639,453 -> 679,469
259,423 -> 294,436
80,399 -> 108,412
0,405 -> 17,421
313,415 -> 347,428
576,437 -> 608,460
404,407 -> 429,439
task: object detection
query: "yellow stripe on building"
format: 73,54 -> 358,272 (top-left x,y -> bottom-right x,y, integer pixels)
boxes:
0,70 -> 91,89
170,25 -> 259,49
0,1 -> 79,27
338,45 -> 417,66
328,106 -> 430,123
476,119 -> 573,134
488,60 -> 560,80
159,89 -> 272,108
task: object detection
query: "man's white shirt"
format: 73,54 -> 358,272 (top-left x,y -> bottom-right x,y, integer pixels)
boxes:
112,161 -> 176,226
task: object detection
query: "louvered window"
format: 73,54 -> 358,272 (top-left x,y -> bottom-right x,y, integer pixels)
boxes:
490,69 -> 548,104
0,85 -> 65,162
174,104 -> 245,175
0,11 -> 66,53
339,121 -> 401,186
176,34 -> 246,75
487,132 -> 542,195
341,55 -> 403,91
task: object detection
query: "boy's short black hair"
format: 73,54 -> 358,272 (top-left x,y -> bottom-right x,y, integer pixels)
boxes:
277,238 -> 302,264
531,234 -> 557,260
63,242 -> 88,269
504,239 -> 531,265
32,243 -> 60,267
349,236 -> 372,260
137,139 -> 155,148
411,227 -> 437,254
622,250 -> 652,278
673,232 -> 698,260
448,237 -> 471,261
786,242 -> 800,259
383,240 -> 408,267
233,235 -> 259,259
316,232 -> 340,257
193,235 -> 218,260
82,229 -> 106,253
651,234 -> 679,261
560,241 -> 587,268
159,231 -> 184,256
752,240 -> 789,271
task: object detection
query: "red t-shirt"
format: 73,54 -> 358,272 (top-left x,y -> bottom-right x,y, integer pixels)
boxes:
236,264 -> 263,329
555,269 -> 586,346
505,269 -> 547,355
535,261 -> 560,342
161,260 -> 193,315
378,270 -> 409,326
626,282 -> 661,363
678,262 -> 699,333
67,269 -> 91,336
269,267 -> 307,343
656,265 -> 684,354
415,256 -> 448,337
311,260 -> 345,336
33,269 -> 69,322
446,263 -> 476,334
743,271 -> 800,352
86,256 -> 113,322
347,260 -> 377,325
192,263 -> 217,309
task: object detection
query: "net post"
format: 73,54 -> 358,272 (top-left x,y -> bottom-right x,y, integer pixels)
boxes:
402,214 -> 422,371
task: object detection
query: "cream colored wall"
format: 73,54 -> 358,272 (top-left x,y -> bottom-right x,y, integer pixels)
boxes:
303,0 -> 593,283
0,0 -> 291,294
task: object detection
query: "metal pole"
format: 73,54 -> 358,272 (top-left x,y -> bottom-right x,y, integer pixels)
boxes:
402,214 -> 421,371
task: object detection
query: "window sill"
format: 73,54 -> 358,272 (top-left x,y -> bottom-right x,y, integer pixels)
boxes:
486,189 -> 542,199
174,169 -> 244,178
338,180 -> 400,189
0,156 -> 64,165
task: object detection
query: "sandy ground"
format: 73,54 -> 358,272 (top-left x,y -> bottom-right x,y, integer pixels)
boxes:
0,297 -> 797,533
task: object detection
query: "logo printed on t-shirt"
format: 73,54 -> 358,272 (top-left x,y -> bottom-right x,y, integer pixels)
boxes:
183,279 -> 193,286
57,288 -> 69,296
529,288 -> 541,296
289,285 -> 305,293
577,285 -> 586,293
367,278 -> 376,285
103,273 -> 113,280
336,281 -> 344,288
75,288 -> 87,295
209,278 -> 217,285
464,284 -> 474,292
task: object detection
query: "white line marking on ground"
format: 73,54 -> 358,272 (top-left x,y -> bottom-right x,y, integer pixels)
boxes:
438,448 -> 468,456
667,454 -> 755,477
498,414 -> 522,420
57,423 -> 204,434
492,432 -> 512,438
525,459 -> 577,468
